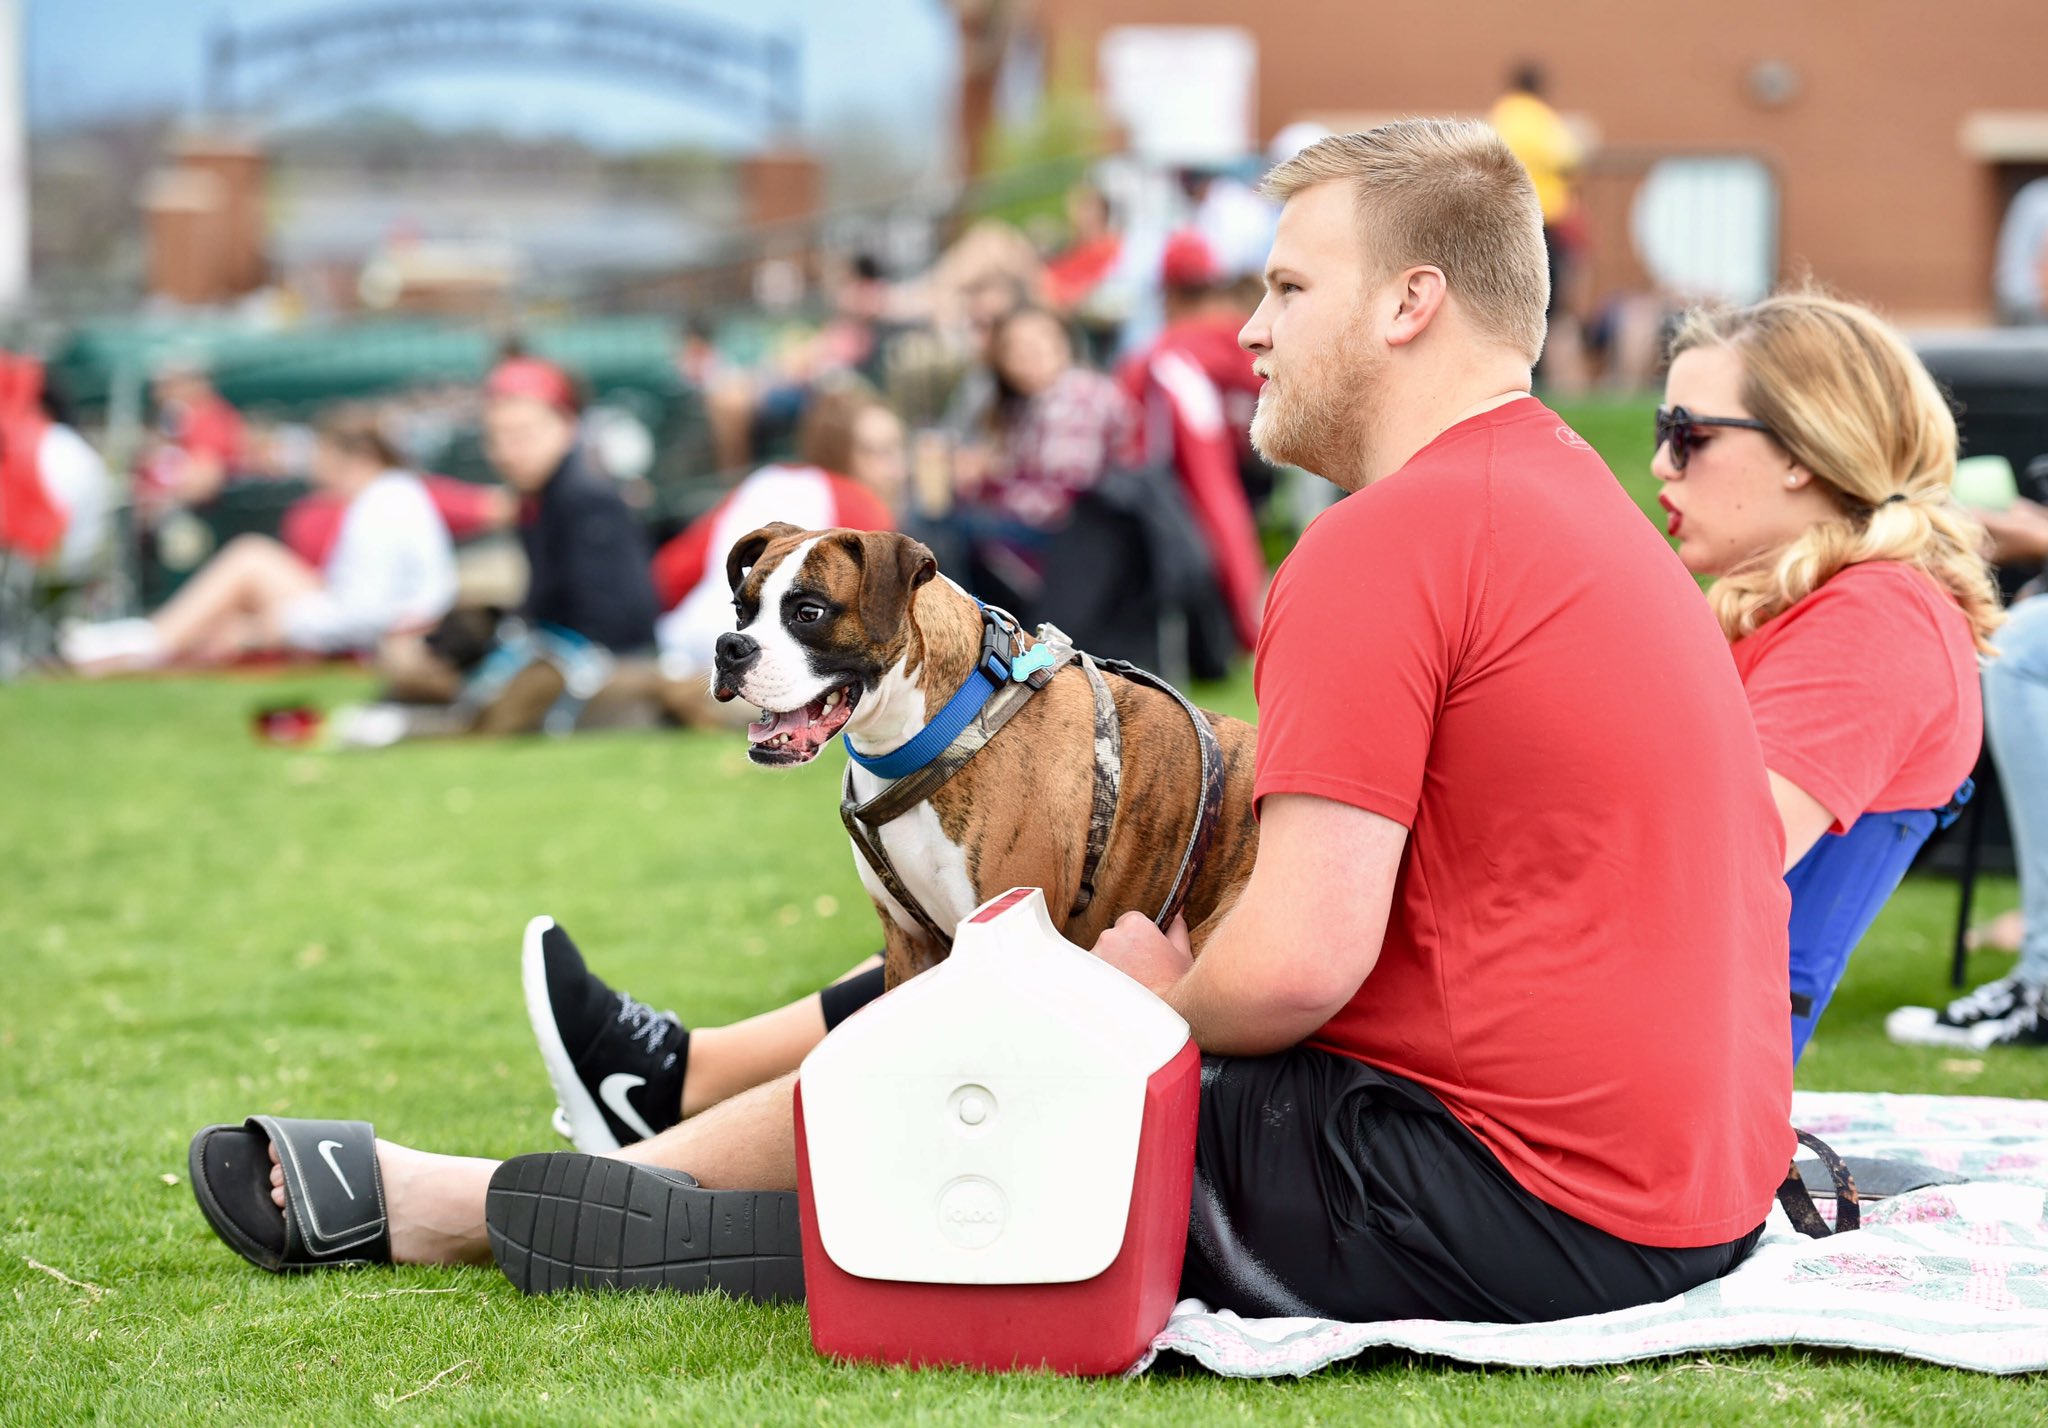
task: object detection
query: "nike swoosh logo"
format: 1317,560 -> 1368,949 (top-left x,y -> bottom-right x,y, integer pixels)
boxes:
316,1139 -> 356,1201
599,1073 -> 658,1141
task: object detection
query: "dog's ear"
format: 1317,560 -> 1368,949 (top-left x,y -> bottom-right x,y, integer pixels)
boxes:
841,530 -> 937,642
725,522 -> 805,594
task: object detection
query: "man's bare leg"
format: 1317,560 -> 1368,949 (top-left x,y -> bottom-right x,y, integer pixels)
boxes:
682,957 -> 880,1117
625,1073 -> 799,1188
268,1074 -> 801,1266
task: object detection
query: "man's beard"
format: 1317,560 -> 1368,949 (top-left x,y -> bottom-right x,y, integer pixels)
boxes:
1249,325 -> 1382,490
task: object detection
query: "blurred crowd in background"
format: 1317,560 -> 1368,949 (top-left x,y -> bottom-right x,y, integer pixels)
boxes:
5,42 -> 2048,744
1,100 -> 1368,716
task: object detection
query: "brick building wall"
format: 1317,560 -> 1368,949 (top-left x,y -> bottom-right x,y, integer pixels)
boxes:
1042,0 -> 2048,322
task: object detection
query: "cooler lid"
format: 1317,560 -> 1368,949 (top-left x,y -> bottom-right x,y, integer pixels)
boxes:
799,887 -> 1191,1284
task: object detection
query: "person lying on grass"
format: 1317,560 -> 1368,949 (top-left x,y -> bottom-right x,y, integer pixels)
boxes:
192,120 -> 1796,1323
62,406 -> 456,673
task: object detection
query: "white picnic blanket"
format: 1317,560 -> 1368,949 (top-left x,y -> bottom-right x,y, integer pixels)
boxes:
1137,1092 -> 2048,1377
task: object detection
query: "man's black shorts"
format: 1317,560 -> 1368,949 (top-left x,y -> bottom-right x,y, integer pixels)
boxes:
1180,1047 -> 1765,1323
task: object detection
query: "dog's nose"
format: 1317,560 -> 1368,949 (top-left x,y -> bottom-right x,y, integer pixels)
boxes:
715,632 -> 759,669
712,632 -> 761,702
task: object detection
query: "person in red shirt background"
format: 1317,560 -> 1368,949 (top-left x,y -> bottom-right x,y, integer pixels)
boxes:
135,358 -> 247,512
1651,293 -> 2002,1055
1119,230 -> 1271,652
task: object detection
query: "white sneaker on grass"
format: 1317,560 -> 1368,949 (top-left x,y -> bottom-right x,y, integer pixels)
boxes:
59,617 -> 164,671
1886,976 -> 2046,1050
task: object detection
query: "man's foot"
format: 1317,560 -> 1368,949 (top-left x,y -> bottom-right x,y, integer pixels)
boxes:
485,1152 -> 803,1300
266,1139 -> 495,1266
522,916 -> 688,1153
1885,976 -> 2046,1050
190,1117 -> 391,1272
190,1115 -> 492,1271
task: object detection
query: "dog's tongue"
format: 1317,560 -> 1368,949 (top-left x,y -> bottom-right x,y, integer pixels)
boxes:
746,687 -> 856,756
747,706 -> 808,745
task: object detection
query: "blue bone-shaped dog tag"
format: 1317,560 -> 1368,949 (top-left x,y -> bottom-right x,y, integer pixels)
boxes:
1010,644 -> 1057,681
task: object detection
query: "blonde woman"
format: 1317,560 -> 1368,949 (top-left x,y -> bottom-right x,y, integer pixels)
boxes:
1652,292 -> 2001,1058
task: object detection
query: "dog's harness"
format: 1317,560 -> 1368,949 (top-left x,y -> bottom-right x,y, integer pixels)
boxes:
839,604 -> 1227,951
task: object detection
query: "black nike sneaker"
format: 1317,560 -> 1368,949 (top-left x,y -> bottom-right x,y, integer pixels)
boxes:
486,1151 -> 804,1301
522,916 -> 688,1153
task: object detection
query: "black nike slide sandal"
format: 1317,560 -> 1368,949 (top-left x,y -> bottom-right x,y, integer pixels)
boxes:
485,1152 -> 804,1302
189,1116 -> 391,1272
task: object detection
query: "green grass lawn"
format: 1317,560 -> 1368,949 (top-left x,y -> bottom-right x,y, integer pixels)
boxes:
7,404 -> 2045,1424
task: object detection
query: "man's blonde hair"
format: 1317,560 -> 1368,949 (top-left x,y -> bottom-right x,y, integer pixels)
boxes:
1670,292 -> 2002,652
1262,119 -> 1549,363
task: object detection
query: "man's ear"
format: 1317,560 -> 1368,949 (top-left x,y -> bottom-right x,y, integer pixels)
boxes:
725,522 -> 805,593
1385,265 -> 1450,349
841,530 -> 937,642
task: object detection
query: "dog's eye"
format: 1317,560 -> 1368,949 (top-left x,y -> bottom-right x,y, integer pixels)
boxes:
793,603 -> 826,625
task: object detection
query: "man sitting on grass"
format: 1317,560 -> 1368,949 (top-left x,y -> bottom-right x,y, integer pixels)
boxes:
189,120 -> 1793,1324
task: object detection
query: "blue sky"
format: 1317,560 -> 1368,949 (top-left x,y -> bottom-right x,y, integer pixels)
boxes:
26,0 -> 957,155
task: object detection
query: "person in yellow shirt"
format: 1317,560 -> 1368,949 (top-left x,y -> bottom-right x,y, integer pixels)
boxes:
1490,65 -> 1589,391
1491,65 -> 1580,226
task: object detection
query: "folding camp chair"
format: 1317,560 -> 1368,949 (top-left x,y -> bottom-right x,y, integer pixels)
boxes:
1787,782 -> 1973,1060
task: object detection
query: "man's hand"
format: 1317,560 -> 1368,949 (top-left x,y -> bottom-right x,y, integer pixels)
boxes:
1090,912 -> 1193,998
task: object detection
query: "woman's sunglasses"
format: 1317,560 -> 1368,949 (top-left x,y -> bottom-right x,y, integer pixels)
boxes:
1654,405 -> 1776,473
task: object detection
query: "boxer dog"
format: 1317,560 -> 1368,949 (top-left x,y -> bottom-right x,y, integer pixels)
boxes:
711,522 -> 1258,988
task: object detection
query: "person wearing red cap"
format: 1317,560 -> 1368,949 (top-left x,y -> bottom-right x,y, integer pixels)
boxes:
1118,230 -> 1270,651
482,356 -> 659,656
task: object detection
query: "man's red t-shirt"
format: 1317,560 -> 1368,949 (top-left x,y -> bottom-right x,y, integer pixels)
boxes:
1253,399 -> 1793,1249
1730,561 -> 1981,832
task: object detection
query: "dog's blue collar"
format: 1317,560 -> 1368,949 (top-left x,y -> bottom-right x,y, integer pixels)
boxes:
845,605 -> 1055,781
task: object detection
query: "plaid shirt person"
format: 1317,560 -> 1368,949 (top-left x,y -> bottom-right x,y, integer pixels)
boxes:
980,366 -> 1139,530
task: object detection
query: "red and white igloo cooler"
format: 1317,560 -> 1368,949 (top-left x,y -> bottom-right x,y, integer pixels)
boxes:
793,887 -> 1201,1375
